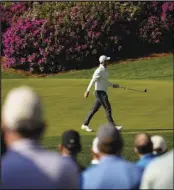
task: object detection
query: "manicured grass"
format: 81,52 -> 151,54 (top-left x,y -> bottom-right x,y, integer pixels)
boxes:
2,79 -> 173,165
2,79 -> 173,134
2,55 -> 173,80
1,55 -> 173,166
42,132 -> 173,166
1,70 -> 28,79
47,55 -> 173,80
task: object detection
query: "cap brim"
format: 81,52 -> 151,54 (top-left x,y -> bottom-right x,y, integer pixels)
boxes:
106,57 -> 110,60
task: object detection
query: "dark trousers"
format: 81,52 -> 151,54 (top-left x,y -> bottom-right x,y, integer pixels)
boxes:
84,90 -> 116,127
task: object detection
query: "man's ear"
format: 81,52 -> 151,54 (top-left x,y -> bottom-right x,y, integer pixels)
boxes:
58,144 -> 63,153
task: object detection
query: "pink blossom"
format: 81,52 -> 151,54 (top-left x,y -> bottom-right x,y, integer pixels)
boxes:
161,13 -> 166,20
38,58 -> 45,64
39,48 -> 44,55
154,39 -> 160,44
152,2 -> 158,7
95,32 -> 101,38
44,38 -> 49,43
28,53 -> 36,62
34,42 -> 38,47
82,45 -> 87,49
20,57 -> 26,63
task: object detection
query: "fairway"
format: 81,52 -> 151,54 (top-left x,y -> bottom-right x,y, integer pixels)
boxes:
2,78 -> 173,135
2,78 -> 173,164
2,54 -> 173,165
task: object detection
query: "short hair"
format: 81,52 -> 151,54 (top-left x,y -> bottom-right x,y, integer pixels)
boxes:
134,133 -> 153,154
98,135 -> 123,154
13,119 -> 45,140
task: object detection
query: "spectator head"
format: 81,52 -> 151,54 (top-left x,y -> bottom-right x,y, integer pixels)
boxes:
97,124 -> 123,157
134,133 -> 153,157
91,137 -> 100,162
59,130 -> 81,157
2,86 -> 45,147
151,135 -> 167,155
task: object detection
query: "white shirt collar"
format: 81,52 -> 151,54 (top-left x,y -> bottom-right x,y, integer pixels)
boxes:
91,159 -> 100,164
99,64 -> 105,69
9,138 -> 38,152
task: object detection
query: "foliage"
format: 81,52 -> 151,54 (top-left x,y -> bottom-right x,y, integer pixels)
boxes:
0,2 -> 30,32
138,2 -> 173,47
2,2 -> 174,74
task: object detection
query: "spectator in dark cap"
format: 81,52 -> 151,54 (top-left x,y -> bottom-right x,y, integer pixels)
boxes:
59,129 -> 85,172
134,132 -> 156,170
81,124 -> 143,189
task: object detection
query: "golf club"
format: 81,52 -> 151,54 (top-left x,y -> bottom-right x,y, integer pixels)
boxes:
120,86 -> 147,93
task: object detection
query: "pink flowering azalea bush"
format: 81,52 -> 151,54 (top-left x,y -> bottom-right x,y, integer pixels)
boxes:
0,2 -> 29,32
138,2 -> 173,48
2,19 -> 48,73
3,2 -> 141,73
2,2 -> 173,74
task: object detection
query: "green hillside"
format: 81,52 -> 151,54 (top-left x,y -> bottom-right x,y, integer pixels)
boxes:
2,55 -> 173,80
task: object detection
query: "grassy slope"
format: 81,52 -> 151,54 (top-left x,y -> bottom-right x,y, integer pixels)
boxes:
2,55 -> 173,80
1,70 -> 28,79
1,55 -> 173,166
48,55 -> 173,80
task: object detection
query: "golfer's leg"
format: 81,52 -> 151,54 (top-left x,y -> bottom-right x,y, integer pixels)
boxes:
96,91 -> 116,127
84,99 -> 101,126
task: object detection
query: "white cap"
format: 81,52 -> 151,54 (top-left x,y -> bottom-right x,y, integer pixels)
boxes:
2,86 -> 43,130
151,135 -> 167,154
92,137 -> 99,154
99,55 -> 110,64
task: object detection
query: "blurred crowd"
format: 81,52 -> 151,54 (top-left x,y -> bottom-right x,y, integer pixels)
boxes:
1,86 -> 173,189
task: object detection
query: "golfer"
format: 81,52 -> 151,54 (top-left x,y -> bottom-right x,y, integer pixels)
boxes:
81,55 -> 122,132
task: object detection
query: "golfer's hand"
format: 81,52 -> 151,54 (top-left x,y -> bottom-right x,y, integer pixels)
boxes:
84,91 -> 89,98
113,84 -> 120,88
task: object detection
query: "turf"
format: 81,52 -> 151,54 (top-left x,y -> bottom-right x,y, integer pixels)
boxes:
43,132 -> 173,164
47,55 -> 173,80
2,79 -> 173,165
1,70 -> 28,79
1,55 -> 173,166
2,55 -> 173,80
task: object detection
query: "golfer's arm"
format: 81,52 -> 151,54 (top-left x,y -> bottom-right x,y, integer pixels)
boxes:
86,70 -> 100,92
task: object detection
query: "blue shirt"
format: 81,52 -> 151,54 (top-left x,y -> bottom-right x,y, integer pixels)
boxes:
136,153 -> 156,170
2,139 -> 80,189
81,155 -> 143,189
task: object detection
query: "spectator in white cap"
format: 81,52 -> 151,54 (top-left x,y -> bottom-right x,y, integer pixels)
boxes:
81,55 -> 122,132
89,137 -> 100,166
151,135 -> 167,156
140,149 -> 173,189
1,86 -> 80,189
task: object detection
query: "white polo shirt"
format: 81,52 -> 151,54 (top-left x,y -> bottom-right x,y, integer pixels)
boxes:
87,64 -> 113,92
